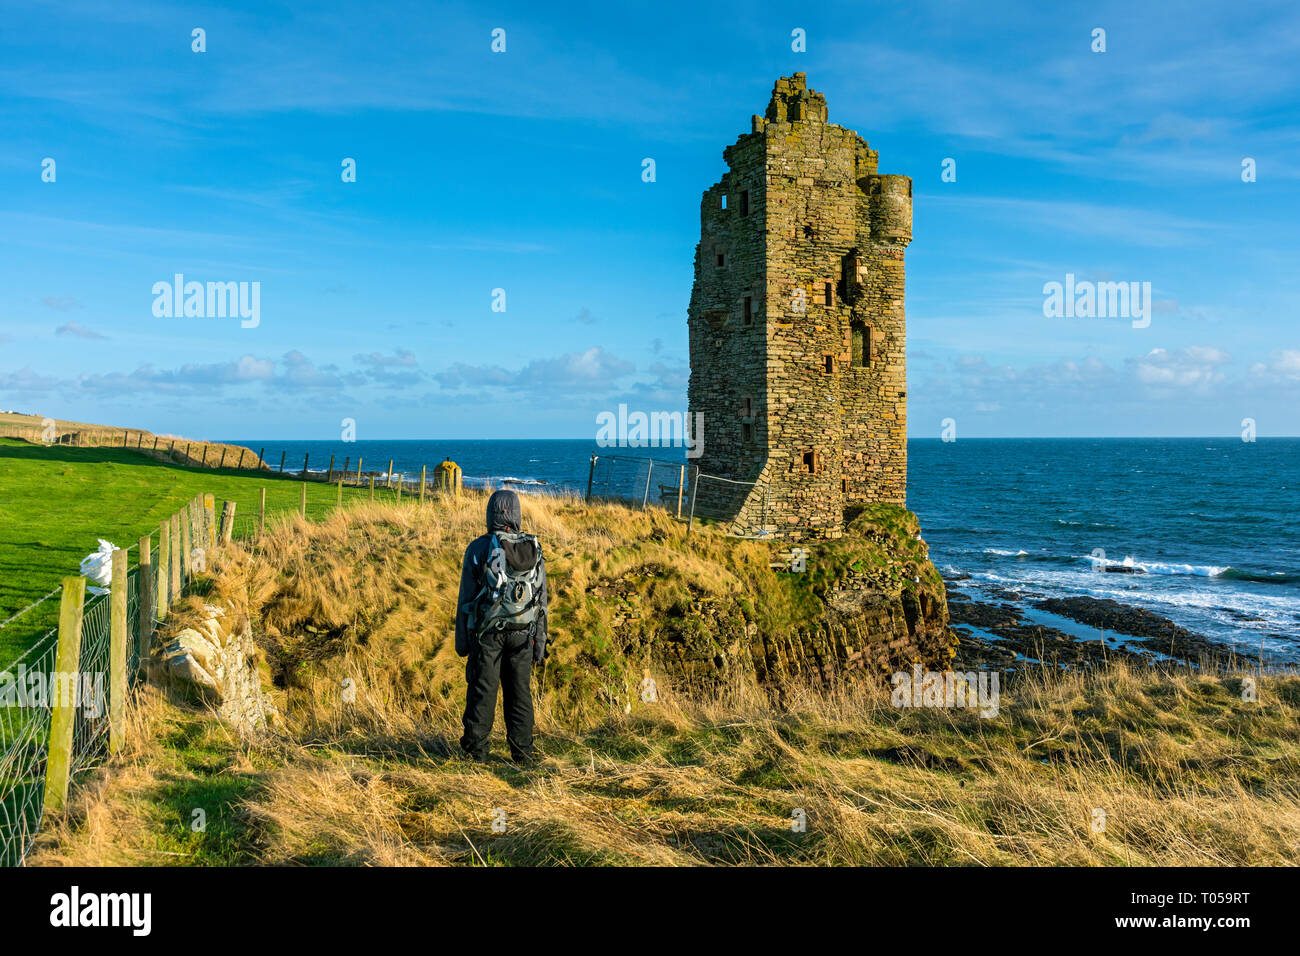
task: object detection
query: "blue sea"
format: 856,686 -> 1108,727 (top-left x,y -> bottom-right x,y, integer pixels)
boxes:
228,437 -> 1300,660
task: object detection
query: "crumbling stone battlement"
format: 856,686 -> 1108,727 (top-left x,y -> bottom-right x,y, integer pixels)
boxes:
687,74 -> 912,539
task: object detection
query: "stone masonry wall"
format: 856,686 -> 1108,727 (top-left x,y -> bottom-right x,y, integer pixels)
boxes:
687,74 -> 911,539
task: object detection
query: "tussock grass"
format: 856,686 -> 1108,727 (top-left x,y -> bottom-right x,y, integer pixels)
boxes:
29,496 -> 1300,866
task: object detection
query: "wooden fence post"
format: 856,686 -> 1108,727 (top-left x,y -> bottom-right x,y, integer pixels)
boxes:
641,461 -> 654,509
279,450 -> 286,473
419,465 -> 427,503
152,436 -> 159,455
219,501 -> 236,543
137,533 -> 153,664
158,520 -> 171,617
356,458 -> 363,483
168,439 -> 175,460
204,494 -> 216,549
300,482 -> 307,516
586,455 -> 597,502
369,476 -> 375,501
302,453 -> 310,478
259,488 -> 266,534
327,454 -> 335,483
676,465 -> 686,518
387,460 -> 394,490
237,448 -> 245,470
257,447 -> 265,469
181,506 -> 193,578
169,513 -> 181,597
43,576 -> 87,815
183,442 -> 191,463
187,498 -> 200,562
686,468 -> 700,536
341,457 -> 350,483
218,448 -> 226,469
337,479 -> 343,508
396,476 -> 402,502
109,548 -> 128,756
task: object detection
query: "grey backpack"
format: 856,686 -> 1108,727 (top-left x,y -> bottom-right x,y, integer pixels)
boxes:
465,532 -> 544,633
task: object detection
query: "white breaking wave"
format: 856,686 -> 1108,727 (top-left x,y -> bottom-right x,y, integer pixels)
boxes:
1090,555 -> 1228,577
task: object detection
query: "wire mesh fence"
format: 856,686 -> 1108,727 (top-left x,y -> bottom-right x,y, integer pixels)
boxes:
585,453 -> 772,535
689,473 -> 772,537
587,454 -> 693,516
69,593 -> 112,779
0,625 -> 59,867
0,517 -> 171,866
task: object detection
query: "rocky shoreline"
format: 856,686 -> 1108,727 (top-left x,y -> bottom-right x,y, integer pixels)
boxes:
945,574 -> 1259,671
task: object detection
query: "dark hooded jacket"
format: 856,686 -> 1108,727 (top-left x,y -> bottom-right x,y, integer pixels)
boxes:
455,490 -> 548,659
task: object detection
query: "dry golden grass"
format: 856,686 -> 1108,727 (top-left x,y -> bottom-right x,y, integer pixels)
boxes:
29,495 -> 1300,867
31,661 -> 1300,866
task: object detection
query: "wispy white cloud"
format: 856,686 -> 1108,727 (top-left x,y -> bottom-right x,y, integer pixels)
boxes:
54,320 -> 107,339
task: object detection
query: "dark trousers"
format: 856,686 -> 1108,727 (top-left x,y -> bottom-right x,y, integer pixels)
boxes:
461,627 -> 534,761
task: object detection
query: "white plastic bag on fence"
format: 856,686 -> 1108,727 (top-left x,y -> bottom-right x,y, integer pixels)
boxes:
79,539 -> 120,595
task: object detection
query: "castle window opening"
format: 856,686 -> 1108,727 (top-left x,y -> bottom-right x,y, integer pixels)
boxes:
721,193 -> 728,210
716,252 -> 725,267
743,296 -> 753,325
742,423 -> 753,442
740,396 -> 753,418
803,224 -> 816,240
824,281 -> 834,305
851,322 -> 871,367
739,190 -> 749,216
801,449 -> 818,473
823,354 -> 834,375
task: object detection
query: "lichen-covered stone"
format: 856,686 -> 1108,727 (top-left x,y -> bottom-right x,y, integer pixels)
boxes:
150,596 -> 275,735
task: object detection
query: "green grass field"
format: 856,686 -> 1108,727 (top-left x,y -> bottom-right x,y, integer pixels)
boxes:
0,438 -> 399,663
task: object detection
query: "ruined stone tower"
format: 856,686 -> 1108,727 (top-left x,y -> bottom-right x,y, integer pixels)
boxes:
687,73 -> 912,539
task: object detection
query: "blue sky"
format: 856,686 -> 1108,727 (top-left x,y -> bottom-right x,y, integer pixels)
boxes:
1,0 -> 1298,439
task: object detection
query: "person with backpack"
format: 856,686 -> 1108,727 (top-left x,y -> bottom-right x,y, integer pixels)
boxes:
455,489 -> 548,763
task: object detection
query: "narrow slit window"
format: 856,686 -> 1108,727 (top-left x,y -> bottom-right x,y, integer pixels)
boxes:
721,194 -> 728,210
743,296 -> 753,325
742,423 -> 753,442
825,281 -> 834,305
739,190 -> 749,216
824,354 -> 834,375
851,322 -> 872,367
716,252 -> 725,267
